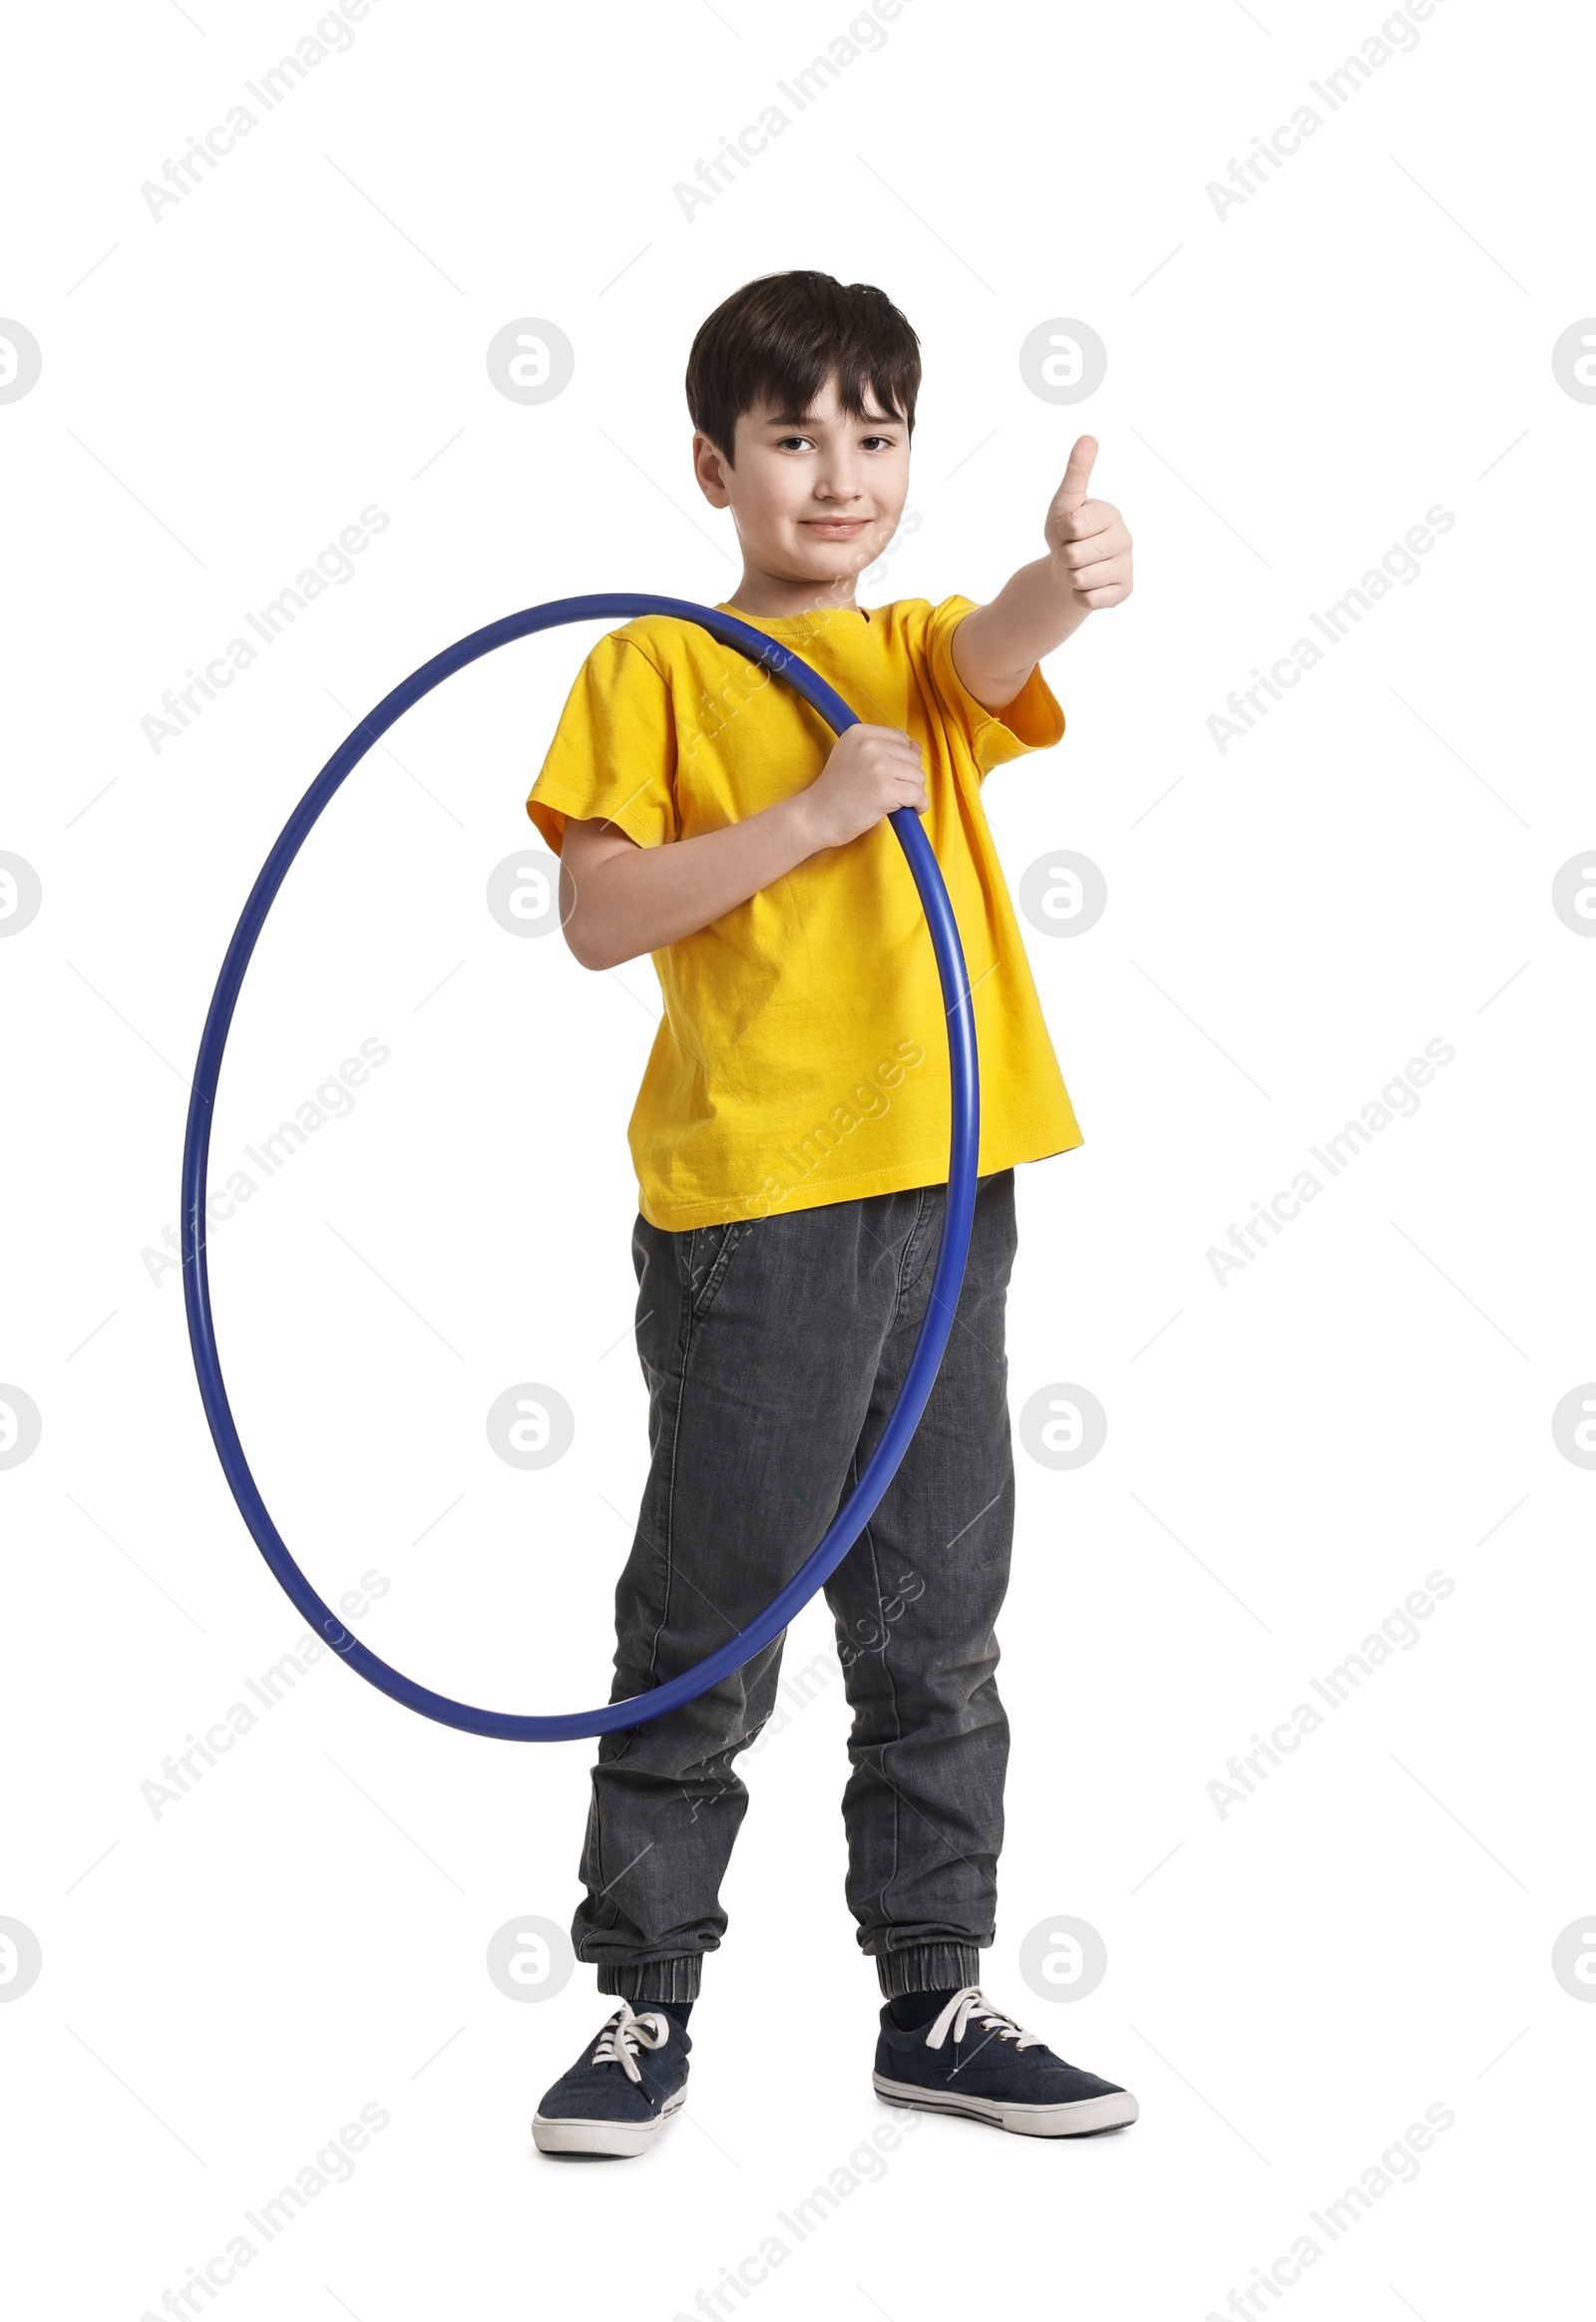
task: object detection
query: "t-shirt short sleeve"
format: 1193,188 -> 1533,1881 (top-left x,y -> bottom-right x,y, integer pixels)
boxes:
923,593 -> 1066,778
526,630 -> 679,854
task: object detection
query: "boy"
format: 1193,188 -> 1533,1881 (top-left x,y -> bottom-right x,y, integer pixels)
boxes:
525,271 -> 1135,2156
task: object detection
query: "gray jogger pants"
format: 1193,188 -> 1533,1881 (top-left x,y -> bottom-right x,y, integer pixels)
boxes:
572,1169 -> 1018,2001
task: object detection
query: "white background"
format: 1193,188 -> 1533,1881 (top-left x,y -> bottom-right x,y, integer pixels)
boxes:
2,0 -> 1593,2314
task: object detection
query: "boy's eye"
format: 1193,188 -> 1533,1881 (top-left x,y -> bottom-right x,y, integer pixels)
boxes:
771,432 -> 897,451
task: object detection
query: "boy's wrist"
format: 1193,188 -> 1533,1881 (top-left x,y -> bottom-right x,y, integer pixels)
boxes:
779,785 -> 827,864
1042,554 -> 1093,643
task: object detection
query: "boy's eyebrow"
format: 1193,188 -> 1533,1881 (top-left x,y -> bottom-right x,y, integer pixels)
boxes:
759,407 -> 902,427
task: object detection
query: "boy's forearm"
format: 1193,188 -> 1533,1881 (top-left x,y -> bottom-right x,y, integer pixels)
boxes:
949,557 -> 1088,711
564,793 -> 821,969
563,722 -> 929,969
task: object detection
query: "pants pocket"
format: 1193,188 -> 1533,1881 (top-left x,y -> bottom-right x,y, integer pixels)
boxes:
683,1218 -> 752,1320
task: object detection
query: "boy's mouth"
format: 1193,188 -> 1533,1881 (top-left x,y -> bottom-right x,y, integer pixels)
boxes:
800,519 -> 871,539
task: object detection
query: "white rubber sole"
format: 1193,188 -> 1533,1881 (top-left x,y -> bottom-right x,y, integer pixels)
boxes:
874,2073 -> 1138,2137
532,2084 -> 686,2157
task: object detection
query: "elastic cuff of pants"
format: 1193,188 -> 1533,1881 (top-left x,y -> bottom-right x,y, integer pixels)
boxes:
596,1956 -> 703,2004
875,1942 -> 983,1999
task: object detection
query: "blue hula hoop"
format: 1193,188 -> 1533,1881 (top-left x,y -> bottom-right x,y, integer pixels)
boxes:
182,595 -> 981,1742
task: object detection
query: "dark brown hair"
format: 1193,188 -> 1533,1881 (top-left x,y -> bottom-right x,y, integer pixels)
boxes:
685,270 -> 921,465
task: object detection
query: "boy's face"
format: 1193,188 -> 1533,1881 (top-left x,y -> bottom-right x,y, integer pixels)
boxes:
692,371 -> 910,596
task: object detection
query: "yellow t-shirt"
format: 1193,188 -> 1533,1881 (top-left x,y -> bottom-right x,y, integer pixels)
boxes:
526,594 -> 1083,1230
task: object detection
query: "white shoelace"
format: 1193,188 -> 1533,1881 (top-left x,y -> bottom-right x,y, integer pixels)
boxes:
590,2001 -> 670,2085
923,1986 -> 1042,2053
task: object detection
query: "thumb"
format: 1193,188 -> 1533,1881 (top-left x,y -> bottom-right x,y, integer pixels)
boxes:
1057,434 -> 1098,509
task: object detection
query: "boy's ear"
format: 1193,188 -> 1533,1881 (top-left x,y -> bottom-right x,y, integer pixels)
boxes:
692,427 -> 734,507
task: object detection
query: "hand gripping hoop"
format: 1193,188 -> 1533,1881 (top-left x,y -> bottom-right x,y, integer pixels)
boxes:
182,595 -> 981,1742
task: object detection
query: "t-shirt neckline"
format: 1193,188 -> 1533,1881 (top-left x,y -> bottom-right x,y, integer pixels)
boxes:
712,600 -> 871,629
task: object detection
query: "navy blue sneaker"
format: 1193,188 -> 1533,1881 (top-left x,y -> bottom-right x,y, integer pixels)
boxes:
532,2001 -> 691,2156
874,1986 -> 1137,2137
